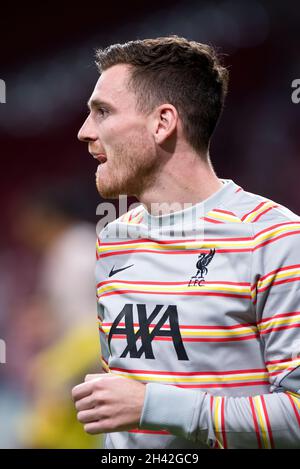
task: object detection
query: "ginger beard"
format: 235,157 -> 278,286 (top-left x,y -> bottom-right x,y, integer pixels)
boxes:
95,131 -> 158,199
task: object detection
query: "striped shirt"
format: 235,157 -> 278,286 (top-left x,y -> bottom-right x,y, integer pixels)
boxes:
96,179 -> 300,449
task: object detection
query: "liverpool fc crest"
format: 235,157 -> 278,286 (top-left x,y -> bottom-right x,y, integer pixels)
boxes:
188,249 -> 215,286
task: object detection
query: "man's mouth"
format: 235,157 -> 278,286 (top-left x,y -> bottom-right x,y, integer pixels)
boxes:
93,153 -> 107,164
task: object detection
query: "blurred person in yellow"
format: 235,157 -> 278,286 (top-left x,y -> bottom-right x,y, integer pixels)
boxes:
13,181 -> 103,448
20,323 -> 102,448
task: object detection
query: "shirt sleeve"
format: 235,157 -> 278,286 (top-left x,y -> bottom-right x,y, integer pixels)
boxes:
139,220 -> 300,448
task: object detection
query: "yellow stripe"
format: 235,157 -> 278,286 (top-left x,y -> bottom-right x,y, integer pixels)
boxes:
97,240 -> 251,252
287,391 -> 300,399
114,372 -> 268,384
97,242 -> 212,252
258,315 -> 300,331
287,392 -> 300,412
251,288 -> 257,303
254,396 -> 270,449
267,359 -> 300,372
98,242 -> 200,252
255,224 -> 300,245
100,325 -> 257,338
214,397 -> 220,439
214,397 -> 224,449
258,269 -> 300,289
97,283 -> 250,295
244,202 -> 277,223
206,211 -> 241,223
100,357 -> 110,372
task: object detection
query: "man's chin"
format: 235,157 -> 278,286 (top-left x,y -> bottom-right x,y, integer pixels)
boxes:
96,181 -> 124,199
95,172 -> 138,199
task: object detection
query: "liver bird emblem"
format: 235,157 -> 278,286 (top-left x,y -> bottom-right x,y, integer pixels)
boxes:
192,248 -> 215,279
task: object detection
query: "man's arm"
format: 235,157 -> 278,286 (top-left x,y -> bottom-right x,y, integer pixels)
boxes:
140,220 -> 300,448
140,381 -> 300,448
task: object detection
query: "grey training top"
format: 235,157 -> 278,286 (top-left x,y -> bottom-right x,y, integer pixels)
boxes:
96,179 -> 300,449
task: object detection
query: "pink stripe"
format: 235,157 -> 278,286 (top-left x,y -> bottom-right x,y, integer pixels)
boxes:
241,202 -> 266,221
212,209 -> 237,216
254,222 -> 300,239
266,357 -> 297,365
260,396 -> 274,448
97,279 -> 250,288
98,248 -> 252,258
258,276 -> 300,293
99,289 -> 251,300
110,366 -> 268,376
108,334 -> 259,343
129,429 -> 170,435
175,381 -> 269,389
252,206 -> 277,222
201,217 -> 223,224
260,324 -> 300,336
99,237 -> 200,246
254,230 -> 300,251
221,398 -> 227,449
287,394 -> 300,427
101,322 -> 256,331
259,311 -> 300,325
258,264 -> 300,283
249,396 -> 262,448
210,396 -> 219,449
100,355 -> 108,365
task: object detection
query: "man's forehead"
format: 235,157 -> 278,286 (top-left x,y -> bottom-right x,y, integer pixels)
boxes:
92,64 -> 132,101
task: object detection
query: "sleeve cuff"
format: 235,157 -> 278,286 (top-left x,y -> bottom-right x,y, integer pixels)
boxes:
139,383 -> 204,439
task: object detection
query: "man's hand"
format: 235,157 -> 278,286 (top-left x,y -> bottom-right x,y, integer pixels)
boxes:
72,373 -> 146,434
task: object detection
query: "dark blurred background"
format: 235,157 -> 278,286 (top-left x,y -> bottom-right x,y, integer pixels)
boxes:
0,0 -> 299,448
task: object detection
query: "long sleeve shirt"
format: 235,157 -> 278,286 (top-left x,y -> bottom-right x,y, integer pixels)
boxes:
96,179 -> 300,449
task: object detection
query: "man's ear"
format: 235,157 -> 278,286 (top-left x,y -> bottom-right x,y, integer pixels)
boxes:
150,104 -> 178,145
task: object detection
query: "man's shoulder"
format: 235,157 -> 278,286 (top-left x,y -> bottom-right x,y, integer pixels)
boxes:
222,186 -> 300,228
219,187 -> 300,259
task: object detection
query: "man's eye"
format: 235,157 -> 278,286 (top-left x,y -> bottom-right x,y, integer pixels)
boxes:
97,107 -> 107,116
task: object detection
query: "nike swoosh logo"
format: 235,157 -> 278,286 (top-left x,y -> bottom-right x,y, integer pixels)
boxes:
109,264 -> 134,277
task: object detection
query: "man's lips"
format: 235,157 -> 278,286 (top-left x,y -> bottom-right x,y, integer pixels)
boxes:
91,153 -> 107,164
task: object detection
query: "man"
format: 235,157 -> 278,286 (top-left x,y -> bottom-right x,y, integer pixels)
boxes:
72,36 -> 300,449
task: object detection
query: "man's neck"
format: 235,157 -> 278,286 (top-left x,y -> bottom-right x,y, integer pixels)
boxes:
138,151 -> 223,216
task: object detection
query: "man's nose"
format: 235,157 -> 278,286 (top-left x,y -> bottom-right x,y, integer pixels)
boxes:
77,115 -> 97,142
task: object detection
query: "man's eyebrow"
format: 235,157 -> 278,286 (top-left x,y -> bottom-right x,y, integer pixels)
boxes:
87,99 -> 112,110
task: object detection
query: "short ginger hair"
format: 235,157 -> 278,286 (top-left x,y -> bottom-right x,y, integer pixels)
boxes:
95,35 -> 228,153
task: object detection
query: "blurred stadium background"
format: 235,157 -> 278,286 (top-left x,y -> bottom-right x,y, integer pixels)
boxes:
0,0 -> 299,448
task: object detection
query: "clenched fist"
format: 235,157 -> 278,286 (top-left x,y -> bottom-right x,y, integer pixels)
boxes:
72,373 -> 146,434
